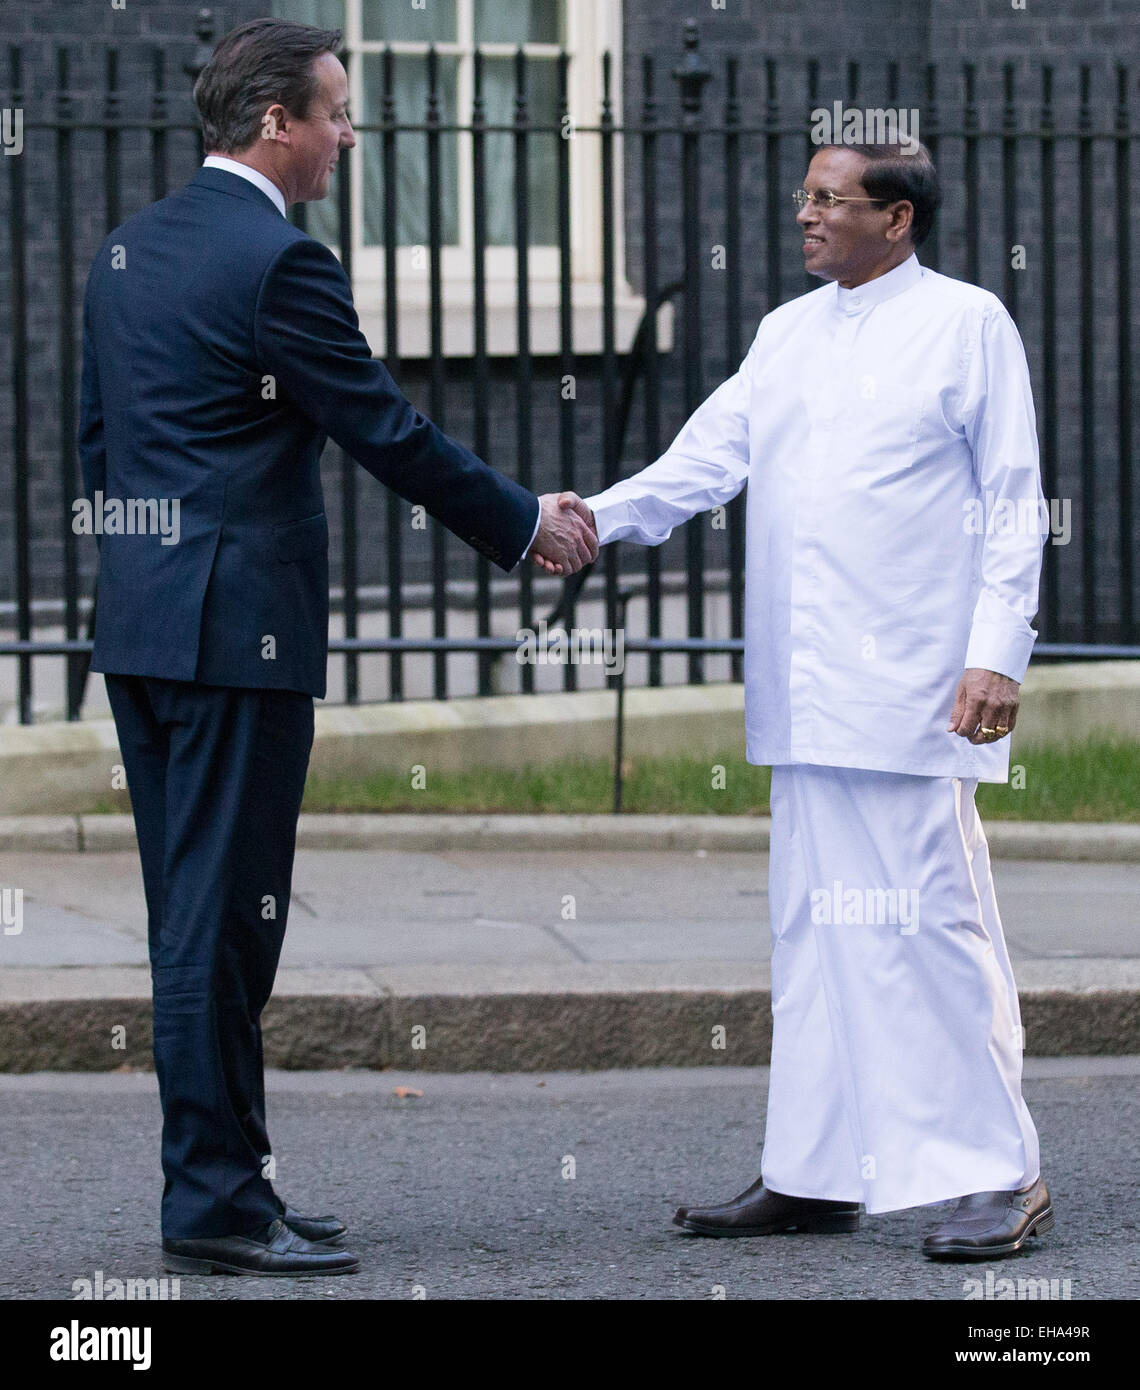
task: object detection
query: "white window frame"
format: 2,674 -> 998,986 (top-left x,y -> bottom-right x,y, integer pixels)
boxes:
330,0 -> 666,357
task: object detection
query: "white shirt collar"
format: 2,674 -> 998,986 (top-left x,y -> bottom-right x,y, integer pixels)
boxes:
202,156 -> 287,218
834,253 -> 923,314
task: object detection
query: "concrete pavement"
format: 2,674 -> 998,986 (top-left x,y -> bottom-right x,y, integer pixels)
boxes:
1,832 -> 1137,1068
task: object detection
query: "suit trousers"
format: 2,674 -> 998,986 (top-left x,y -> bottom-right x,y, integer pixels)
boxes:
760,763 -> 1040,1214
105,673 -> 314,1239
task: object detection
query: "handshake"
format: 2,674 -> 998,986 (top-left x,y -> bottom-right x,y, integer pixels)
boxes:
525,492 -> 599,576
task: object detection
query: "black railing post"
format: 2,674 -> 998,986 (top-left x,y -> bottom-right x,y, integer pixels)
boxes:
426,46 -> 449,699
600,50 -> 619,645
380,46 -> 404,700
672,21 -> 711,685
1039,64 -> 1058,641
612,589 -> 635,814
150,46 -> 169,202
472,48 -> 494,696
724,54 -> 744,685
764,57 -> 782,312
9,44 -> 32,724
1078,64 -> 1096,640
1001,61 -> 1019,322
182,7 -> 215,164
56,48 -> 83,722
337,47 -> 358,705
556,49 -> 577,692
963,62 -> 979,286
802,57 -> 819,294
56,47 -> 81,720
924,63 -> 940,272
640,54 -> 663,688
1115,64 -> 1133,643
513,46 -> 535,694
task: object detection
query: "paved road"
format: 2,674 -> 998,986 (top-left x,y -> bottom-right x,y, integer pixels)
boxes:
1,1062 -> 1136,1301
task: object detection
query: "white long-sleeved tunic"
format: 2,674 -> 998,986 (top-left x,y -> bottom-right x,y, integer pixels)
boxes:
586,254 -> 1047,781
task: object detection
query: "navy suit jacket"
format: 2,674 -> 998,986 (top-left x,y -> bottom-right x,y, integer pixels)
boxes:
78,166 -> 540,699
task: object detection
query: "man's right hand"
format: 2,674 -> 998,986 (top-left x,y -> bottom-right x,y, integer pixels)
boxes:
527,492 -> 599,574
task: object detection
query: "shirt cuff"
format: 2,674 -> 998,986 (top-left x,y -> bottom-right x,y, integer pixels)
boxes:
510,500 -> 542,571
583,493 -> 626,547
964,592 -> 1038,683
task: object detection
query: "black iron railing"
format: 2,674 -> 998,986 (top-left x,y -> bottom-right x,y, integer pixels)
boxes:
2,13 -> 1138,724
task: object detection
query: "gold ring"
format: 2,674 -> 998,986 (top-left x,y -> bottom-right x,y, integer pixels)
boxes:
980,726 -> 997,738
995,725 -> 1009,737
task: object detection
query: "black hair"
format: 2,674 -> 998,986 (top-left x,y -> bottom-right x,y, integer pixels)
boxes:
847,140 -> 941,248
194,18 -> 344,154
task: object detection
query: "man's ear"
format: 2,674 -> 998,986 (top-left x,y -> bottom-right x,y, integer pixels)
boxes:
885,199 -> 914,244
259,103 -> 290,144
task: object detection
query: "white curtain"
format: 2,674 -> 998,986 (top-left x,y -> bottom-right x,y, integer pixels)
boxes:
361,52 -> 460,248
472,0 -> 559,45
470,0 -> 562,246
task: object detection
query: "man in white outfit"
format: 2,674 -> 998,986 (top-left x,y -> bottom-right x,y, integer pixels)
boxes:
556,140 -> 1053,1259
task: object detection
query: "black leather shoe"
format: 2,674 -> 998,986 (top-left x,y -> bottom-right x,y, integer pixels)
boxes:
282,1204 -> 348,1246
163,1218 -> 360,1276
922,1178 -> 1053,1260
674,1177 -> 860,1237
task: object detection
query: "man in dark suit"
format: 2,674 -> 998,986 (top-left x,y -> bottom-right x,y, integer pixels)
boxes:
78,17 -> 596,1277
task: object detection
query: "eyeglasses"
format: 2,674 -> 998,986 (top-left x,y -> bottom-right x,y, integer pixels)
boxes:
793,187 -> 888,210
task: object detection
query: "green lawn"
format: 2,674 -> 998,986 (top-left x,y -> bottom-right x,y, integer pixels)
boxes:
298,737 -> 1140,822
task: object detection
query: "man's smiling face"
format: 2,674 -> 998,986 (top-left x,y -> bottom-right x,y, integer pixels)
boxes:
283,51 -> 354,204
798,146 -> 910,288
239,50 -> 354,207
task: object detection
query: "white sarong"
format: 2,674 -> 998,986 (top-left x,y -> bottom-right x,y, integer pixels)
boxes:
760,763 -> 1040,1214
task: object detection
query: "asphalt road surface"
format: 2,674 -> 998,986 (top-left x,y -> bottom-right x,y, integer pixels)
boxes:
1,1062 -> 1136,1302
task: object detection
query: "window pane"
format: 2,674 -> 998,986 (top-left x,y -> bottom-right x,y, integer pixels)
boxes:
362,0 -> 458,43
474,0 -> 561,45
273,0 -> 345,30
482,57 -> 559,246
361,54 -> 460,246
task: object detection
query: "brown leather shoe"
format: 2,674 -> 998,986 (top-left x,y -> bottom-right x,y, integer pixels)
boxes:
922,1177 -> 1053,1260
673,1177 -> 860,1237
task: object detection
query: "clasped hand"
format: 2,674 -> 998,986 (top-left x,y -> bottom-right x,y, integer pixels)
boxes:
526,492 -> 599,575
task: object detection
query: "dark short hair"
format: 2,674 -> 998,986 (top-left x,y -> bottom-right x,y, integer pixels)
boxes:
194,18 -> 343,154
847,141 -> 941,248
